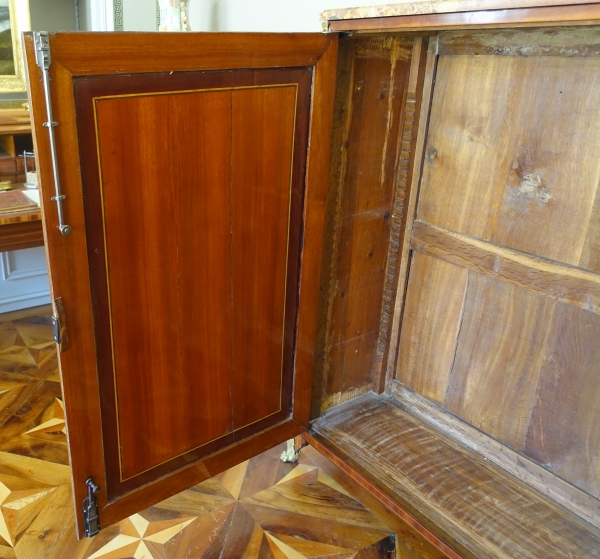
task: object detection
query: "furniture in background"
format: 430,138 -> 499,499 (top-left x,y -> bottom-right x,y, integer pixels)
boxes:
0,108 -> 43,252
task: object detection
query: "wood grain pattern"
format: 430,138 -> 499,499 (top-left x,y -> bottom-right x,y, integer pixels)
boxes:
231,84 -> 297,432
396,251 -> 600,500
419,54 -> 600,272
524,303 -> 600,497
395,254 -> 468,402
326,36 -> 412,396
37,32 -> 335,76
313,35 -> 414,414
391,381 -> 600,530
383,38 -> 439,394
444,272 -> 554,450
412,221 -> 600,314
25,32 -> 337,538
303,435 -> 461,559
327,3 -> 600,32
374,37 -> 428,393
310,394 -> 600,559
439,26 -> 600,55
88,78 -> 235,484
394,30 -> 600,508
75,68 -> 311,495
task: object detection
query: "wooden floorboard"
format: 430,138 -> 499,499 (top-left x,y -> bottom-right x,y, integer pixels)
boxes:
0,312 -> 395,559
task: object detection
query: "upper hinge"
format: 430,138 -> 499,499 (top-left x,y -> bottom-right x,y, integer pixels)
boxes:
34,31 -> 51,71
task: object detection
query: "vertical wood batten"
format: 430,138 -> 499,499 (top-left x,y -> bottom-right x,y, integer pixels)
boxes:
385,37 -> 439,393
373,36 -> 428,393
292,36 -> 338,427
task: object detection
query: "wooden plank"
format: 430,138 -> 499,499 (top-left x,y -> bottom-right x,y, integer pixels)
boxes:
384,38 -> 438,392
327,4 -> 600,32
291,34 -> 338,428
524,302 -> 600,498
444,272 -> 554,449
373,36 -> 428,393
395,253 -> 468,403
41,32 -> 335,76
311,36 -> 355,420
412,221 -> 600,314
302,437 -> 460,559
419,54 -> 600,271
231,83 -> 297,432
396,244 -> 600,500
310,394 -> 600,559
315,36 -> 413,405
439,26 -> 600,56
391,381 -> 600,530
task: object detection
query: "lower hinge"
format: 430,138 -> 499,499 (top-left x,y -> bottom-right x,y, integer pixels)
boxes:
83,477 -> 100,537
51,297 -> 69,352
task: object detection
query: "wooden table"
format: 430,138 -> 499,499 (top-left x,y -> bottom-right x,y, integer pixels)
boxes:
0,185 -> 43,252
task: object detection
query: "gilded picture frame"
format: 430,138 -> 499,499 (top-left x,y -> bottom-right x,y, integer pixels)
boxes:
0,0 -> 30,93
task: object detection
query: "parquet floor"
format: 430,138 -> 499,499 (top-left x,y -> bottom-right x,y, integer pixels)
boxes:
0,308 -> 395,559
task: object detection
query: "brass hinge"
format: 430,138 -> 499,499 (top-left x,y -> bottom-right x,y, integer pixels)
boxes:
51,297 -> 69,352
83,478 -> 100,537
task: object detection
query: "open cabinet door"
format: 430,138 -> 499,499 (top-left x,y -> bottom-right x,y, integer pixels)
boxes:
23,31 -> 337,538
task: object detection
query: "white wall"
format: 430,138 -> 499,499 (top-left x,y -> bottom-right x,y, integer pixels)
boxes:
30,0 -> 77,31
117,0 -> 375,32
0,247 -> 50,313
200,0 -> 358,32
122,0 -> 157,31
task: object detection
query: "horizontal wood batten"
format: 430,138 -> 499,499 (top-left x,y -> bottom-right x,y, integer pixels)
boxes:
327,4 -> 600,32
439,26 -> 600,55
31,33 -> 334,76
391,381 -> 600,530
411,221 -> 600,314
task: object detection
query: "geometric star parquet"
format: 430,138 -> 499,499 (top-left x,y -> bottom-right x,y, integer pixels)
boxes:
0,309 -> 395,559
83,445 -> 395,559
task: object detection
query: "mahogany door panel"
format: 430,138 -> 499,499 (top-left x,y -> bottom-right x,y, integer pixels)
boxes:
24,32 -> 337,537
231,75 -> 310,438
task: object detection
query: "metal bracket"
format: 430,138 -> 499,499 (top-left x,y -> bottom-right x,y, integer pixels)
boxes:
51,297 -> 69,352
33,31 -> 72,236
83,478 -> 100,537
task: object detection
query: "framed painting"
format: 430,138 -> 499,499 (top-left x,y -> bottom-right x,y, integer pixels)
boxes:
0,0 -> 30,93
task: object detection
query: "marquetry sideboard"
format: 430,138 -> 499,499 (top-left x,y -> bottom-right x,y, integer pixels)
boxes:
25,1 -> 600,557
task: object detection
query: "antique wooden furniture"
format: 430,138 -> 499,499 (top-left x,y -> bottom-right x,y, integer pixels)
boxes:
24,1 -> 600,556
0,109 -> 42,252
